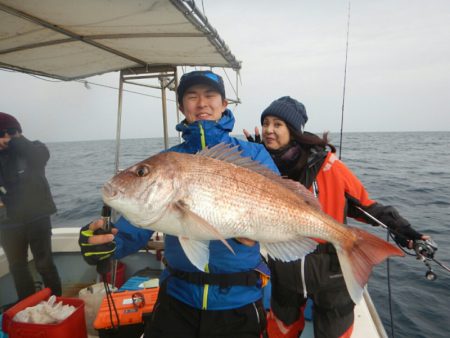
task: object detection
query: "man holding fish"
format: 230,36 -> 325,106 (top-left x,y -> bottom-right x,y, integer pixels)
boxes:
79,70 -> 279,337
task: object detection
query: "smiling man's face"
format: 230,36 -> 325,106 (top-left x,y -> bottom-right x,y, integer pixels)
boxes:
180,84 -> 228,123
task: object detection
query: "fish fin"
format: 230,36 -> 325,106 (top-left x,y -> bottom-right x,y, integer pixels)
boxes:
197,143 -> 321,211
173,201 -> 235,255
178,237 -> 210,271
261,238 -> 318,262
336,226 -> 404,304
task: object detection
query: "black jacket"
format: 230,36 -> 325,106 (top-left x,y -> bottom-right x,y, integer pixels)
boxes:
0,136 -> 56,224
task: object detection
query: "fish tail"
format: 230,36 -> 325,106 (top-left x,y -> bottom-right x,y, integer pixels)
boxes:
336,227 -> 404,304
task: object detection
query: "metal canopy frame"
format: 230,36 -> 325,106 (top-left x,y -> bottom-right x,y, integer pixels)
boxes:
114,65 -> 179,174
0,0 -> 242,160
0,0 -> 241,80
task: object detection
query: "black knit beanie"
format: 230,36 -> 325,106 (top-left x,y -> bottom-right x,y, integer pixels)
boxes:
0,112 -> 22,132
260,96 -> 308,133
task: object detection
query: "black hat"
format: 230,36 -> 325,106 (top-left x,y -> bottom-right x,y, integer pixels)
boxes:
177,70 -> 226,105
260,96 -> 308,133
0,112 -> 22,133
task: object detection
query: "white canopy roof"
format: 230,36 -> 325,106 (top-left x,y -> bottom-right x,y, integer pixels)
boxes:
0,0 -> 241,80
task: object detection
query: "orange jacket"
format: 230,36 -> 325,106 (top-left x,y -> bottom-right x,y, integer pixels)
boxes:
314,152 -> 375,224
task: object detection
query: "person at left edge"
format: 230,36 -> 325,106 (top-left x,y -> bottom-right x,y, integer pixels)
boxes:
79,70 -> 278,338
0,112 -> 62,301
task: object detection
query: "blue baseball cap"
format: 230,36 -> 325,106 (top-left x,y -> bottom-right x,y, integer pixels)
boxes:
177,70 -> 226,104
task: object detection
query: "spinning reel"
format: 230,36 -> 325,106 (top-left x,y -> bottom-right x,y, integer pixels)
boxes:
413,238 -> 450,281
413,239 -> 439,280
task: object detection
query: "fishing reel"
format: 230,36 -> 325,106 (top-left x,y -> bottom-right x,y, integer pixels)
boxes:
413,239 -> 438,281
414,239 -> 437,259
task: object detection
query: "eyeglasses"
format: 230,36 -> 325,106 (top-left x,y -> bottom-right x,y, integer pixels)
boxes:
0,128 -> 18,137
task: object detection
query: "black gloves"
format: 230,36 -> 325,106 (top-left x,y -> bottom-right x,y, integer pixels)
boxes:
243,128 -> 262,144
392,225 -> 423,248
246,133 -> 261,143
79,223 -> 116,266
346,195 -> 423,248
364,203 -> 422,247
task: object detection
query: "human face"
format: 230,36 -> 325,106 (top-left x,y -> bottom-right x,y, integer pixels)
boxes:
0,128 -> 20,150
262,116 -> 291,150
180,84 -> 228,123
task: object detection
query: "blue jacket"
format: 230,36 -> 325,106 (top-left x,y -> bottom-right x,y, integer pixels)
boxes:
113,109 -> 279,310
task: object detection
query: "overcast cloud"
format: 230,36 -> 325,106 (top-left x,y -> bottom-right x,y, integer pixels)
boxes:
1,0 -> 450,143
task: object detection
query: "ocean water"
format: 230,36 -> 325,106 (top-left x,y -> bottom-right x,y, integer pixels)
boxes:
45,132 -> 450,338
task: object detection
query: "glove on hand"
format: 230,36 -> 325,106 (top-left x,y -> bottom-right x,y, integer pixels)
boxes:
79,223 -> 116,265
393,225 -> 423,248
246,134 -> 261,143
243,128 -> 262,143
365,204 -> 423,247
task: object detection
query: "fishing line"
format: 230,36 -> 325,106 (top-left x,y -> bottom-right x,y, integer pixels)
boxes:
386,232 -> 396,338
336,3 -> 400,333
102,277 -> 120,331
354,205 -> 405,338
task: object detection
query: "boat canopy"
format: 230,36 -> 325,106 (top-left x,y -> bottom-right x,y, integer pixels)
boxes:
0,0 -> 241,80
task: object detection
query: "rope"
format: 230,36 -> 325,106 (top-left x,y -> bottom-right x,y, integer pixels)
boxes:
0,68 -> 175,101
222,67 -> 239,100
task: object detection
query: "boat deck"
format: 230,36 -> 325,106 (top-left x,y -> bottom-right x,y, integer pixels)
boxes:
1,228 -> 386,337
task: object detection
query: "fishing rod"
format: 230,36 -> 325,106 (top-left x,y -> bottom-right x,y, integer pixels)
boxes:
96,205 -> 120,330
338,1 -> 351,160
355,206 -> 450,280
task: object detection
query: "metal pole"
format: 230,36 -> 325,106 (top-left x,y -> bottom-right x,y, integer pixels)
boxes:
174,68 -> 182,144
114,71 -> 124,173
161,76 -> 169,150
110,70 -> 124,288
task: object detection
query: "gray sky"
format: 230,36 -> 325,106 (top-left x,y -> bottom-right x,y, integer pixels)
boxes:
1,0 -> 450,143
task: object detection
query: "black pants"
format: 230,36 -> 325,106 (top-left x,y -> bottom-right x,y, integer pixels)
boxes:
269,250 -> 354,338
305,251 -> 354,338
145,285 -> 267,338
0,216 -> 61,300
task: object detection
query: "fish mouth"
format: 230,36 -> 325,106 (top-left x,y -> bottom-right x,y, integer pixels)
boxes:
102,182 -> 118,200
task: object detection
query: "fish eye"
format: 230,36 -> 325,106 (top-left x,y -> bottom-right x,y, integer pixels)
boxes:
136,166 -> 149,177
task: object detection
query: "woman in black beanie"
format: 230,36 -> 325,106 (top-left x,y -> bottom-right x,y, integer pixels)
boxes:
244,97 -> 428,338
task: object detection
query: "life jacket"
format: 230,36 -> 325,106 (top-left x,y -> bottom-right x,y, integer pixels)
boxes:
313,152 -> 375,224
